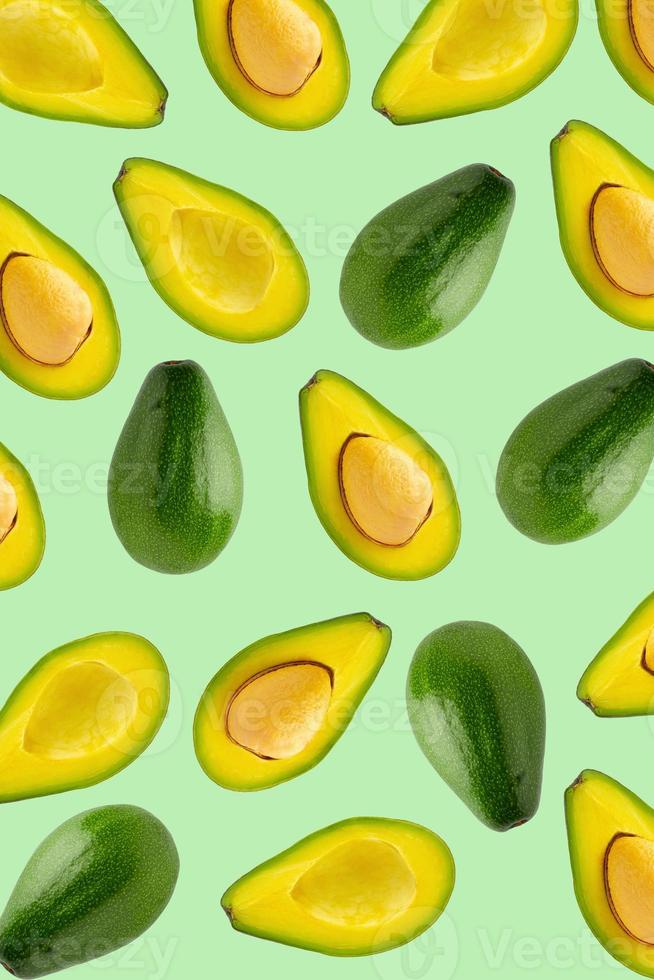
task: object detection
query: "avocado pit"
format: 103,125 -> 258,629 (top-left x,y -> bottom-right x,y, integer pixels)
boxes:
590,184 -> 654,297
0,473 -> 17,544
605,833 -> 654,944
338,433 -> 433,547
226,662 -> 333,760
228,0 -> 323,97
629,0 -> 654,71
0,253 -> 92,365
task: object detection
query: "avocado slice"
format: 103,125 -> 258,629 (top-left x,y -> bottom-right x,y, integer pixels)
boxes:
222,816 -> 454,955
299,370 -> 460,580
0,804 -> 178,977
194,612 -> 390,791
372,0 -> 577,123
0,442 -> 44,591
0,194 -> 119,399
194,0 -> 349,130
114,157 -> 309,343
496,358 -> 654,543
596,0 -> 654,104
552,120 -> 654,330
340,165 -> 515,349
578,591 -> 654,716
565,769 -> 654,977
109,360 -> 243,574
0,632 -> 168,803
0,0 -> 166,127
407,621 -> 545,831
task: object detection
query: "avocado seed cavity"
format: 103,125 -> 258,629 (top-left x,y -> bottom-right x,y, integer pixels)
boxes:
0,473 -> 18,544
590,184 -> 654,297
291,838 -> 417,927
0,254 -> 92,365
605,833 -> 654,944
228,0 -> 323,97
226,662 -> 333,759
339,434 -> 433,547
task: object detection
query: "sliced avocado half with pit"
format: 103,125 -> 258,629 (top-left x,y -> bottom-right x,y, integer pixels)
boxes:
596,0 -> 654,104
0,441 -> 44,590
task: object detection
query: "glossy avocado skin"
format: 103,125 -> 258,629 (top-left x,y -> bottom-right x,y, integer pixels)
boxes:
340,165 -> 515,349
108,360 -> 243,573
407,621 -> 545,831
0,805 -> 179,978
496,359 -> 654,544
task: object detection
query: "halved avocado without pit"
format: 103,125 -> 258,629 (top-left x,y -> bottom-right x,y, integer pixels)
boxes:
114,158 -> 309,342
0,0 -> 167,127
597,0 -> 654,104
0,194 -> 120,398
0,442 -> 44,590
552,120 -> 654,330
566,769 -> 654,976
0,632 -> 169,803
300,370 -> 460,579
194,0 -> 349,129
194,613 -> 391,791
373,0 -> 577,123
222,817 -> 455,955
578,590 -> 654,716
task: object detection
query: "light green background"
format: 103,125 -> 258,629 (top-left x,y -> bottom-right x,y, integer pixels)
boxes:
2,1 -> 654,977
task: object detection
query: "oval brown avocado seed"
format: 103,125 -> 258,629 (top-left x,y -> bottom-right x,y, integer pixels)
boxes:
226,662 -> 333,759
605,834 -> 654,944
590,184 -> 654,297
629,0 -> 654,70
339,434 -> 433,547
642,627 -> 654,675
0,473 -> 17,544
228,0 -> 323,97
0,254 -> 93,366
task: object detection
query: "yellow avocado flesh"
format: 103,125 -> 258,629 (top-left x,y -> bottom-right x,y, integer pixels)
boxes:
226,663 -> 333,759
0,195 -> 119,398
300,371 -> 460,580
552,120 -> 654,330
222,817 -> 455,955
566,770 -> 654,976
194,0 -> 348,129
591,186 -> 654,296
228,0 -> 322,96
578,590 -> 654,715
0,0 -> 166,126
114,158 -> 309,342
0,632 -> 168,802
339,435 -> 433,547
373,0 -> 576,123
194,613 -> 391,791
0,443 -> 44,590
1,255 -> 93,365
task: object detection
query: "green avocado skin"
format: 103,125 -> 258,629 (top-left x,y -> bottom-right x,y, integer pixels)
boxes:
339,165 -> 515,349
407,622 -> 545,832
0,805 -> 179,978
496,359 -> 654,544
108,360 -> 243,574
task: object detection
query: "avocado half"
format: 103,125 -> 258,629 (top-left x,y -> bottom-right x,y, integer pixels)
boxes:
0,0 -> 166,126
222,816 -> 455,955
300,370 -> 460,580
193,0 -> 349,129
0,632 -> 169,803
566,769 -> 654,977
596,0 -> 654,104
114,158 -> 309,343
0,194 -> 119,399
373,0 -> 577,123
194,612 -> 391,791
0,442 -> 44,590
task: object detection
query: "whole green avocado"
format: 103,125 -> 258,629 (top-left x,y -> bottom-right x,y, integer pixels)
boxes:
339,164 -> 515,349
0,805 -> 179,978
108,360 -> 243,573
496,359 -> 654,544
407,621 -> 545,831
